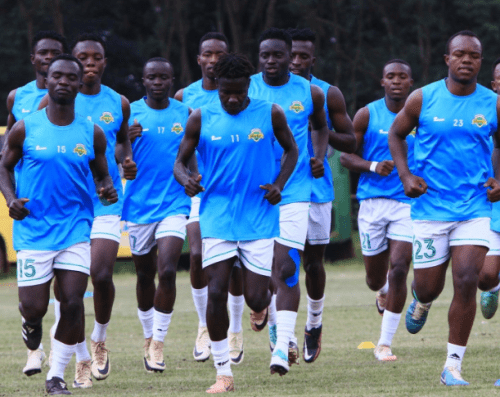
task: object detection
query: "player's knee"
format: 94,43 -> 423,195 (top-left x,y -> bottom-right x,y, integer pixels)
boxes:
244,288 -> 269,313
136,268 -> 155,287
207,284 -> 228,306
478,270 -> 499,291
157,266 -> 176,287
60,298 -> 83,325
303,258 -> 323,277
19,300 -> 47,321
91,267 -> 113,287
365,274 -> 384,292
277,248 -> 300,287
454,270 -> 479,297
388,264 -> 409,286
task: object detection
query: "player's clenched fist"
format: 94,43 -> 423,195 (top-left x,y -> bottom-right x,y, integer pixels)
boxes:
122,157 -> 137,180
99,186 -> 119,206
374,160 -> 394,176
260,183 -> 281,205
485,177 -> 500,203
402,174 -> 427,198
184,174 -> 204,197
129,119 -> 142,143
9,197 -> 30,220
310,157 -> 324,178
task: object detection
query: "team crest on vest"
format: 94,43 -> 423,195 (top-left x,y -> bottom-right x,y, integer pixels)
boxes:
472,114 -> 487,128
289,101 -> 305,114
248,128 -> 264,142
409,127 -> 417,136
171,123 -> 184,134
73,144 -> 87,157
99,112 -> 114,124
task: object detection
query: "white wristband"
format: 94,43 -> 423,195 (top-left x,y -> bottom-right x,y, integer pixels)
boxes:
369,161 -> 378,173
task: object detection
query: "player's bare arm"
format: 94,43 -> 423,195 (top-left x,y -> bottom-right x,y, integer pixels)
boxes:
90,124 -> 118,204
173,88 -> 184,102
5,89 -> 17,133
115,96 -> 136,180
0,120 -> 29,220
2,89 -> 18,159
327,85 -> 356,153
309,84 -> 329,178
174,108 -> 204,197
260,104 -> 299,205
485,95 -> 500,203
388,89 -> 427,198
340,107 -> 394,176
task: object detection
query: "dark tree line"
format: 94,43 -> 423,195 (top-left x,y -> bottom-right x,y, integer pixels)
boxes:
2,0 -> 500,123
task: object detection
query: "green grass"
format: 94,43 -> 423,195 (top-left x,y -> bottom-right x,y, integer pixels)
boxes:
2,248 -> 500,396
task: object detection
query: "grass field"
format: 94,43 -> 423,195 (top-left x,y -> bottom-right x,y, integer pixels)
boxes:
2,240 -> 500,396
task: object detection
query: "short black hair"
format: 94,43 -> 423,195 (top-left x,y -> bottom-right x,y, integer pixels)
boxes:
492,57 -> 500,75
143,57 -> 173,74
31,30 -> 68,53
214,53 -> 255,79
47,54 -> 84,76
286,28 -> 316,43
383,59 -> 412,76
72,32 -> 107,54
445,30 -> 481,55
199,32 -> 228,53
258,28 -> 292,51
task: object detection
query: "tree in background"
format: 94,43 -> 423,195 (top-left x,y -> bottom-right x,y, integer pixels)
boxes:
2,0 -> 500,123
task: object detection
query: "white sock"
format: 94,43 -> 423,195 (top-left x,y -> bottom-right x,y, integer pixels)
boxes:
228,293 -> 244,334
274,310 -> 297,355
53,299 -> 61,329
137,308 -> 154,339
489,283 -> 500,293
46,338 -> 76,380
192,287 -> 208,327
75,339 -> 91,362
152,309 -> 172,342
377,310 -> 401,347
211,339 -> 232,377
90,320 -> 109,343
444,343 -> 466,371
268,294 -> 277,326
306,295 -> 324,330
379,280 -> 389,295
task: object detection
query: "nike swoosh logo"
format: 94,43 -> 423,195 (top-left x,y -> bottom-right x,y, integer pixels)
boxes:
211,136 -> 222,141
303,348 -> 314,362
217,360 -> 229,366
433,117 -> 445,122
35,145 -> 47,150
230,350 -> 244,364
193,348 -> 204,357
97,357 -> 110,375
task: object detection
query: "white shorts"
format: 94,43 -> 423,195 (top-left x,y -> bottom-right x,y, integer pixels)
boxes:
412,217 -> 490,269
487,229 -> 500,256
127,214 -> 188,255
90,215 -> 121,243
357,198 -> 412,256
202,238 -> 274,277
187,196 -> 200,225
276,202 -> 310,250
307,202 -> 332,245
17,242 -> 91,287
